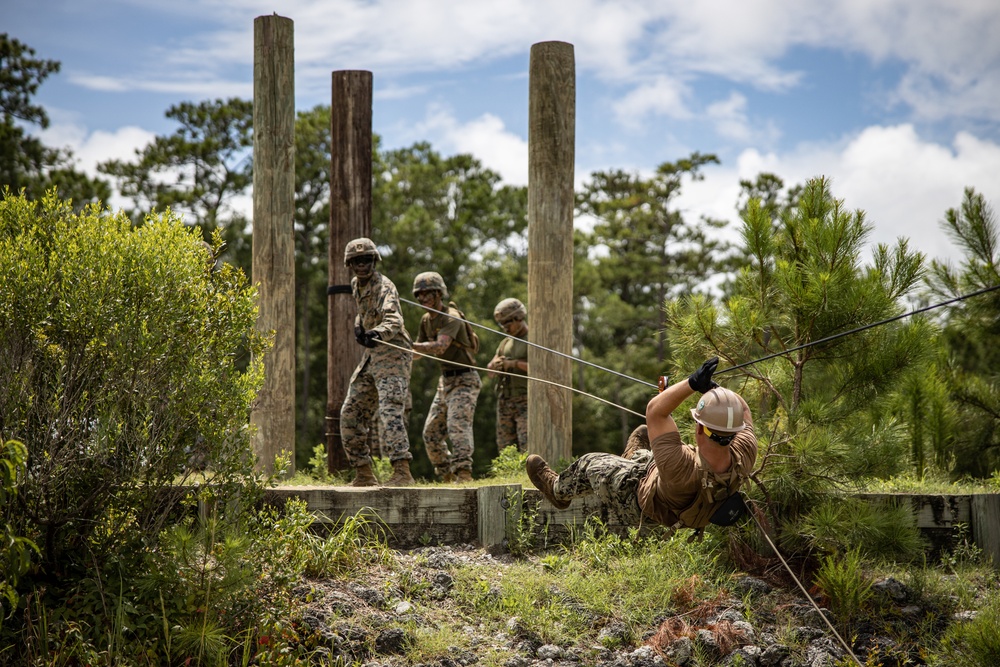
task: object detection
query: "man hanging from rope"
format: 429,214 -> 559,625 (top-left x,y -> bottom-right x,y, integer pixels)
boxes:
526,357 -> 758,533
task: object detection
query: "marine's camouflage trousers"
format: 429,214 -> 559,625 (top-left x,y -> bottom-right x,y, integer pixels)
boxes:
423,370 -> 481,475
552,450 -> 653,526
496,394 -> 528,452
341,359 -> 412,466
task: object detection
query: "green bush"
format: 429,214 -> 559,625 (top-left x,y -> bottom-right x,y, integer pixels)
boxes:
0,440 -> 38,631
489,445 -> 528,478
934,592 -> 1000,667
813,548 -> 873,628
0,191 -> 267,653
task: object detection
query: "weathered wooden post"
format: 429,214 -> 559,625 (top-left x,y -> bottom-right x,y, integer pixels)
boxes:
251,14 -> 296,474
527,41 -> 575,464
326,70 -> 374,474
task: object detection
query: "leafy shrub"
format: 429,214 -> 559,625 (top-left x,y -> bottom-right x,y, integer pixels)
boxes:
489,445 -> 528,478
813,548 -> 873,627
0,192 -> 266,572
934,592 -> 1000,667
0,440 -> 38,631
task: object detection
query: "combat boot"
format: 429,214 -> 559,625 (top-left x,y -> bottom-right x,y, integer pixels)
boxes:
526,455 -> 570,509
454,468 -> 473,483
385,459 -> 414,486
350,463 -> 379,487
623,424 -> 649,459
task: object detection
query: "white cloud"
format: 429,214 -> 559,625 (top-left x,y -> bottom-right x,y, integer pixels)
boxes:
51,1 -> 1000,138
39,115 -> 156,210
612,76 -> 693,129
412,106 -> 528,186
705,92 -> 780,145
678,124 -> 1000,265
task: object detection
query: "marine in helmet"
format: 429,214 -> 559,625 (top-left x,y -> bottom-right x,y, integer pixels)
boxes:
525,357 -> 758,532
339,238 -> 416,487
486,298 -> 529,452
411,271 -> 482,483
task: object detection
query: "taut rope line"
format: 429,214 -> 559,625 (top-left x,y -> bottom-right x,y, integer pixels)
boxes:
399,296 -> 657,389
717,283 -> 1000,375
372,337 -> 646,419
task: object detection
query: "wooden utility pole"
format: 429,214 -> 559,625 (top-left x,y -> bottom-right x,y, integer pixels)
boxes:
251,14 -> 296,474
527,41 -> 575,464
326,71 -> 373,473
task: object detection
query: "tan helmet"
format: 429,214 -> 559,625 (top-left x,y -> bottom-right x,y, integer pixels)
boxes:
344,237 -> 381,266
494,298 -> 526,324
412,271 -> 447,297
690,387 -> 746,434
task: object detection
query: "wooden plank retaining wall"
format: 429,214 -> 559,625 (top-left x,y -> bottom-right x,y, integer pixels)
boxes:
265,486 -> 1000,565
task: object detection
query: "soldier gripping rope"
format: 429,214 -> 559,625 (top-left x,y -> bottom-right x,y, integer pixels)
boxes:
411,272 -> 482,483
526,357 -> 758,534
339,238 -> 415,487
486,298 -> 529,452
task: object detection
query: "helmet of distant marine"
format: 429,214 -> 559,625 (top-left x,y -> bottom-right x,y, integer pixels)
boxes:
412,271 -> 448,297
343,237 -> 381,266
493,298 -> 526,325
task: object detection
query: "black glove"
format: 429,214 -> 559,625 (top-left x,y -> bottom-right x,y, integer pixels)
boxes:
688,357 -> 720,393
362,330 -> 381,348
354,325 -> 367,346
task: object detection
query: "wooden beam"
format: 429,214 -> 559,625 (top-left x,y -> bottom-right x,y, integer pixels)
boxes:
972,494 -> 1000,566
527,41 -> 575,465
251,14 -> 296,474
327,70 -> 373,473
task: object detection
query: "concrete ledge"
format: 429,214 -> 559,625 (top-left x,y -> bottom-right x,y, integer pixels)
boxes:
265,485 -> 521,549
264,486 -> 1000,565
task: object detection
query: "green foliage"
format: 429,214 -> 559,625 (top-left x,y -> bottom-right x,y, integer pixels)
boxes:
11,497 -> 391,664
934,593 -> 1000,667
814,549 -> 873,628
0,191 -> 267,576
504,489 -> 539,558
0,440 -> 38,631
792,497 -> 924,560
290,105 -> 334,465
0,34 -> 110,207
572,153 -> 738,454
98,98 -> 254,238
925,188 -> 1000,478
306,443 -> 332,482
488,445 -> 528,478
669,176 -> 933,555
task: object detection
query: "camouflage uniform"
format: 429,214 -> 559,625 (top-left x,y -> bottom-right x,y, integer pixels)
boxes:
340,270 -> 413,466
494,333 -> 528,451
552,450 -> 654,526
417,305 -> 481,477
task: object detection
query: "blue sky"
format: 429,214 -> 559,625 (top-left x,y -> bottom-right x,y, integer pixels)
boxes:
7,0 -> 1000,265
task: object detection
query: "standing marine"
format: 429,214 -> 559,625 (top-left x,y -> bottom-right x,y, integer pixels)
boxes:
339,238 -> 415,487
486,298 -> 529,452
411,271 -> 482,482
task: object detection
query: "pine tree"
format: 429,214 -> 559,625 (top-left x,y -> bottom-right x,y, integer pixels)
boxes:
926,188 -> 1000,478
668,176 -> 933,554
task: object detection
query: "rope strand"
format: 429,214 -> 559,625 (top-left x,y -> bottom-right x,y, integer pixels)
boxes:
373,337 -> 646,418
400,296 -> 657,388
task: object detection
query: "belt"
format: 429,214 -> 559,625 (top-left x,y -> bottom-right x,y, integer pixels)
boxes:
443,367 -> 472,377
